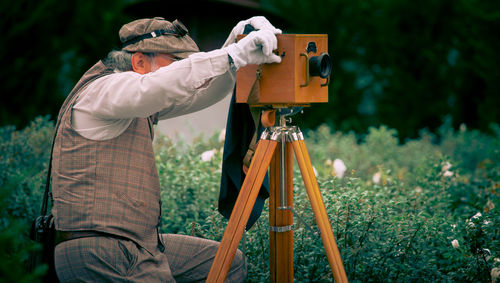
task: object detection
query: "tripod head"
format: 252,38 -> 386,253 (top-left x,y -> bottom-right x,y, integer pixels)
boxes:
259,107 -> 303,128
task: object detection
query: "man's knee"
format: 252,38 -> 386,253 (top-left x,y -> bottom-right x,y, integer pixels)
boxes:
228,248 -> 247,282
202,240 -> 246,281
233,248 -> 246,269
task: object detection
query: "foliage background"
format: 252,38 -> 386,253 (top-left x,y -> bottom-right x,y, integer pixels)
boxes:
261,0 -> 500,139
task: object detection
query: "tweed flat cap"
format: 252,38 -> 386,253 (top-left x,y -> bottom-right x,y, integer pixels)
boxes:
119,17 -> 199,58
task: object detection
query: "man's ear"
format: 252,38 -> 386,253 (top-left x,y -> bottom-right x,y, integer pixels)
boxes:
131,52 -> 151,74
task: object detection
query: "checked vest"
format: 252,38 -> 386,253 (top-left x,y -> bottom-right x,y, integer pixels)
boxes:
51,61 -> 162,253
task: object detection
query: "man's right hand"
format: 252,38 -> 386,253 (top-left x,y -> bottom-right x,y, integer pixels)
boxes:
222,16 -> 282,48
223,29 -> 281,70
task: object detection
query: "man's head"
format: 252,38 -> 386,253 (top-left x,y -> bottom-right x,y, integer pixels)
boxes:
115,17 -> 200,73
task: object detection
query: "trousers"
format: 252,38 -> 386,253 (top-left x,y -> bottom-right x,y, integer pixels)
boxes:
54,233 -> 246,282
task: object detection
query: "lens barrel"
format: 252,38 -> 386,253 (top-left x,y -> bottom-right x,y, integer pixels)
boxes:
308,53 -> 332,79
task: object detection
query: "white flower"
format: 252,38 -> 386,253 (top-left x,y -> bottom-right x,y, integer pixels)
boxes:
333,159 -> 347,178
442,161 -> 452,172
441,162 -> 453,177
443,170 -> 454,177
471,212 -> 482,220
201,150 -> 216,162
451,239 -> 460,249
218,128 -> 226,143
373,172 -> 382,184
415,186 -> 423,193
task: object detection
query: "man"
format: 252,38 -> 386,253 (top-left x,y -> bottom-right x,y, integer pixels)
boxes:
51,16 -> 282,282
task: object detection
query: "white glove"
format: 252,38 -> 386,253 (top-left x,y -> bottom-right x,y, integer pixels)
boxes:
224,29 -> 281,69
222,16 -> 282,48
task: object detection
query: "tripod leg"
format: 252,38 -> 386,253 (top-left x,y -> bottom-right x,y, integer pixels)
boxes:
291,139 -> 348,283
269,142 -> 294,282
207,138 -> 278,283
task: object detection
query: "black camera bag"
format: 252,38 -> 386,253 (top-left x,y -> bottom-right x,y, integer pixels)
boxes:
29,215 -> 57,281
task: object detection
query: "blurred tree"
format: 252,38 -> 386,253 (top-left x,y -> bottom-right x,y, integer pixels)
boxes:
1,0 -> 499,140
0,0 -> 131,128
261,0 -> 500,140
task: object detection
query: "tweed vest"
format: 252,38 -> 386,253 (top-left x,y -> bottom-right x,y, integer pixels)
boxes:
51,61 -> 161,253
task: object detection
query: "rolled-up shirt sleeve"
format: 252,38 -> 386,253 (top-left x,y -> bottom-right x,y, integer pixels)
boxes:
74,48 -> 235,121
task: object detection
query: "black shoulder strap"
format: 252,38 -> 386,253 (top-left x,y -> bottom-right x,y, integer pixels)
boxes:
40,147 -> 54,216
40,100 -> 71,216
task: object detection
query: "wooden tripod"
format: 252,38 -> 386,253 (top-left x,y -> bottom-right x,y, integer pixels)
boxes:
207,110 -> 348,282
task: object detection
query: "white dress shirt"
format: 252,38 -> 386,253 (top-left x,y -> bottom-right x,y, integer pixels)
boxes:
71,49 -> 235,140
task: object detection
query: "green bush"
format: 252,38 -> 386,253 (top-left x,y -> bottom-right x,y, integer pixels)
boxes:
0,116 -> 54,282
153,133 -> 224,234
172,123 -> 499,282
1,117 -> 498,282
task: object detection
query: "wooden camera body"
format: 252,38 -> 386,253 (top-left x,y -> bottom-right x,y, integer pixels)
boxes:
236,34 -> 330,106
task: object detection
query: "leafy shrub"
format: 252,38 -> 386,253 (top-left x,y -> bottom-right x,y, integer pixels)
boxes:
163,123 -> 499,282
0,116 -> 54,282
0,187 -> 46,283
1,117 -> 498,282
154,133 -> 224,234
0,116 -> 53,223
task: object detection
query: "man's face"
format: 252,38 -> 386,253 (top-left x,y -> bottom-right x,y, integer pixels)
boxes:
149,53 -> 178,72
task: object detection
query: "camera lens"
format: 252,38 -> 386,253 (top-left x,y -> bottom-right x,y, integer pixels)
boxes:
309,53 -> 332,79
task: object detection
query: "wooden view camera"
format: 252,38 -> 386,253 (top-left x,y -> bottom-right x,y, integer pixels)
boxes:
236,34 -> 331,106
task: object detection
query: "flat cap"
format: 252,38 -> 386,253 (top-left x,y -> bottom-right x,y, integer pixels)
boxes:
119,17 -> 199,59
